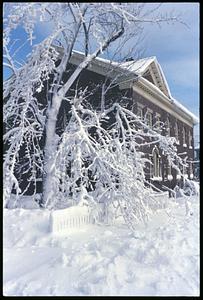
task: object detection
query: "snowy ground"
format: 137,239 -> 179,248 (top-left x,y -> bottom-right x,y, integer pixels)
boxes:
3,195 -> 199,296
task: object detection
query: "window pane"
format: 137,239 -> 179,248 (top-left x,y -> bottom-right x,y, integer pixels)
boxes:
146,112 -> 152,128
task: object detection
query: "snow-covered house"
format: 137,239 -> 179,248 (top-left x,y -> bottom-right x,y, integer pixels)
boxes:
4,47 -> 199,195
54,48 -> 198,191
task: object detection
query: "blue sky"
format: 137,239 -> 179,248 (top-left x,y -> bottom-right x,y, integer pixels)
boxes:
141,3 -> 199,144
143,3 -> 199,116
4,3 -> 199,143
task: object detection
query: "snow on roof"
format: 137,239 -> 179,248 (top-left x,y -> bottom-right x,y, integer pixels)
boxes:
170,97 -> 199,124
60,48 -> 199,125
117,57 -> 156,75
71,51 -> 171,95
72,50 -> 155,75
99,55 -> 199,124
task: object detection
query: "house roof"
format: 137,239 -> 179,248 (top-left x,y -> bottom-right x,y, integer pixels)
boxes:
65,49 -> 198,125
69,50 -> 171,97
112,56 -> 172,98
5,44 -> 198,126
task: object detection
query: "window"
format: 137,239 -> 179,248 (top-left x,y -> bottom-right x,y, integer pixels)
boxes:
183,165 -> 188,178
163,160 -> 172,181
145,110 -> 153,128
166,117 -> 170,136
189,162 -> 193,174
167,160 -> 173,181
188,130 -> 192,148
137,103 -> 144,119
163,163 -> 167,180
152,147 -> 161,179
167,162 -> 172,175
189,162 -> 194,179
176,160 -> 181,180
148,155 -> 153,178
183,127 -> 186,146
155,113 -> 161,130
195,148 -> 199,160
174,122 -> 179,143
182,158 -> 188,179
136,103 -> 144,131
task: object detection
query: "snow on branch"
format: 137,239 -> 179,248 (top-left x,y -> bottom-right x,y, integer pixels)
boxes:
40,93 -> 185,232
3,3 -> 188,232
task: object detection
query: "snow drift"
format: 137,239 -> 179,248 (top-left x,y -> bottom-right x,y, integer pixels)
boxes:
3,194 -> 199,296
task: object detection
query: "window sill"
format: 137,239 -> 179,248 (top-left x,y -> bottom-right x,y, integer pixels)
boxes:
151,176 -> 162,182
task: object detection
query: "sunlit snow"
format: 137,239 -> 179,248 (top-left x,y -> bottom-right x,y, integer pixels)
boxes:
3,193 -> 199,296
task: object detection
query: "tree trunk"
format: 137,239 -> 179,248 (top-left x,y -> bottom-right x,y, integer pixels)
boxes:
41,95 -> 62,208
41,27 -> 125,208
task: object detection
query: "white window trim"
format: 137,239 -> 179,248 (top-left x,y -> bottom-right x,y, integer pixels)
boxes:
151,176 -> 162,182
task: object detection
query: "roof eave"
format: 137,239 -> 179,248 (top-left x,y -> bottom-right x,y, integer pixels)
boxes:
55,46 -> 199,125
138,77 -> 199,125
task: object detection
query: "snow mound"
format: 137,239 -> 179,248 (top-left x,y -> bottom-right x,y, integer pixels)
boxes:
5,194 -> 40,209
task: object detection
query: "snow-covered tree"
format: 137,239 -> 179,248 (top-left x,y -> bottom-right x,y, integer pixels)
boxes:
3,3 -> 188,228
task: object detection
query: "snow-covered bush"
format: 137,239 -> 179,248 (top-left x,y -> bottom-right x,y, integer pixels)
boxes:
174,179 -> 199,199
36,94 -> 186,230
